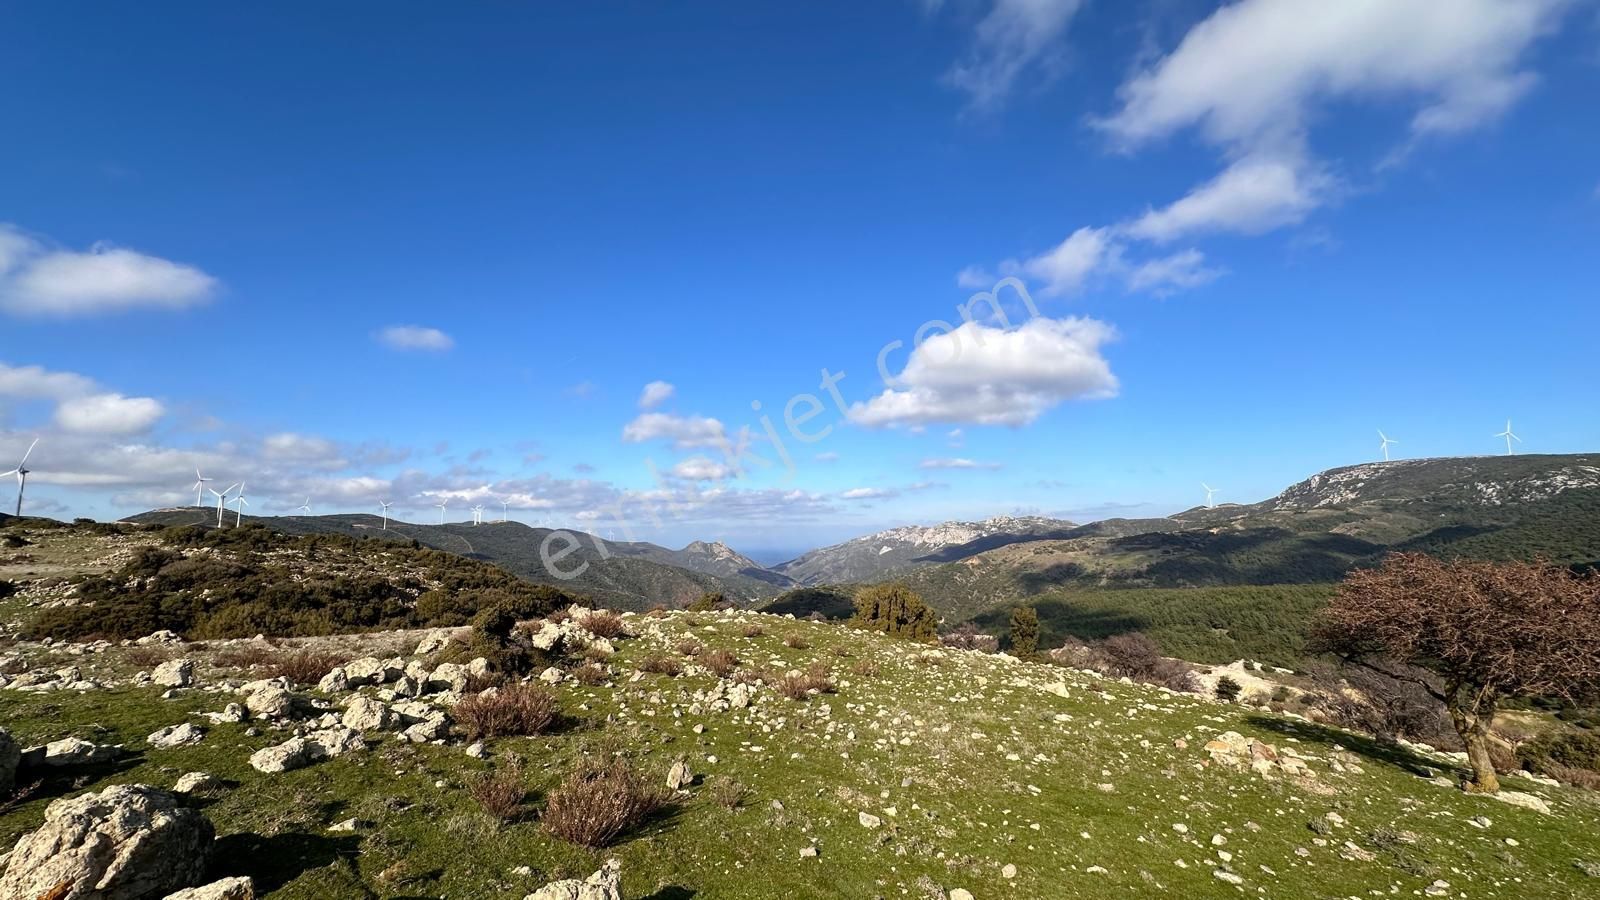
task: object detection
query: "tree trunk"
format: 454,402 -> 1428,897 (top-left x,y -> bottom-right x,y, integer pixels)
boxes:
1447,696 -> 1501,794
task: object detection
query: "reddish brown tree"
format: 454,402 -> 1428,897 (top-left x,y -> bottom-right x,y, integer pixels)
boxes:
1312,553 -> 1600,793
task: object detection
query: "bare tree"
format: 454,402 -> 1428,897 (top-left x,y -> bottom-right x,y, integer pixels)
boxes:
1312,553 -> 1600,793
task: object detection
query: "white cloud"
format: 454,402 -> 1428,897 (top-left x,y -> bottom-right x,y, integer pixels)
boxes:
621,412 -> 730,450
1122,154 -> 1331,242
262,432 -> 345,468
919,457 -> 1003,470
54,393 -> 165,436
849,316 -> 1117,428
1019,226 -> 1115,297
0,363 -> 96,400
955,265 -> 996,290
1125,249 -> 1223,296
813,451 -> 840,463
376,325 -> 454,352
638,380 -> 676,410
671,456 -> 733,482
0,224 -> 218,316
841,487 -> 896,501
944,0 -> 1087,110
1098,0 -> 1565,154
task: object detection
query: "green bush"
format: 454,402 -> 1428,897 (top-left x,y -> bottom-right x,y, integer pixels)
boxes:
1215,675 -> 1243,702
1009,606 -> 1039,658
687,591 -> 726,612
851,583 -> 938,641
1518,730 -> 1600,776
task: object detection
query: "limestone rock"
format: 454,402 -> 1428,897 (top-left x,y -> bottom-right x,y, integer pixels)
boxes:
152,658 -> 196,688
341,696 -> 393,732
173,772 -> 222,794
524,858 -> 622,900
163,876 -> 255,899
316,667 -> 349,693
148,723 -> 206,749
667,759 -> 693,790
0,784 -> 214,900
28,737 -> 121,768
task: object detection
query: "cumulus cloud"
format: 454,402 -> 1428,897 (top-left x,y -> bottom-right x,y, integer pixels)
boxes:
1020,227 -> 1115,297
1122,155 -> 1332,243
376,325 -> 454,352
54,393 -> 165,436
944,0 -> 1086,110
841,487 -> 896,501
919,457 -> 1003,470
0,224 -> 218,316
849,317 -> 1117,428
621,412 -> 730,450
638,380 -> 676,410
671,456 -> 733,482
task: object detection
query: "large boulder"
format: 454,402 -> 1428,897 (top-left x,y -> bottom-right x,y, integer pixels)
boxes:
524,859 -> 622,900
152,659 -> 196,688
242,685 -> 301,720
247,727 -> 366,774
342,657 -> 398,687
23,737 -> 122,768
148,724 -> 206,749
0,726 -> 19,794
425,662 -> 470,694
0,784 -> 214,900
341,696 -> 392,732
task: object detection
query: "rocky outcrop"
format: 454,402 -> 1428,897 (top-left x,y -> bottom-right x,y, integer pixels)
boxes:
163,876 -> 255,899
0,784 -> 214,900
152,659 -> 195,688
148,723 -> 205,749
524,859 -> 622,900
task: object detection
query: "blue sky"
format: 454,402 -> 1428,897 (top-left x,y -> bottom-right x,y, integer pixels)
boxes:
2,1 -> 1598,559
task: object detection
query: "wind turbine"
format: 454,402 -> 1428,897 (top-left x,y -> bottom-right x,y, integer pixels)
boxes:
297,497 -> 311,515
1377,429 -> 1398,462
500,499 -> 510,522
191,467 -> 212,507
231,482 -> 249,526
436,498 -> 448,524
379,500 -> 392,530
210,482 -> 238,528
3,438 -> 39,517
471,504 -> 484,525
1495,419 -> 1522,456
1201,482 -> 1219,509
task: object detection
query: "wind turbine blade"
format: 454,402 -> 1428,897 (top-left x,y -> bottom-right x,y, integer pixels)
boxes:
18,438 -> 39,466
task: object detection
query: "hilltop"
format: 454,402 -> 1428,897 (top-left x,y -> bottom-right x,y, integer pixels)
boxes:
122,510 -> 785,610
774,515 -> 1076,586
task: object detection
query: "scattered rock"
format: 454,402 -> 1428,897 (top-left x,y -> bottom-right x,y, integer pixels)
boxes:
148,723 -> 205,749
524,858 -> 622,900
859,811 -> 882,829
0,784 -> 214,900
164,876 -> 256,900
316,667 -> 350,693
173,772 -> 222,794
1489,791 -> 1553,815
667,759 -> 694,790
341,696 -> 393,732
152,658 -> 196,688
25,737 -> 121,768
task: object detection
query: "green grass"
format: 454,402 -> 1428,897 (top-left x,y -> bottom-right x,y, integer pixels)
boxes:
971,584 -> 1337,669
4,612 -> 1600,898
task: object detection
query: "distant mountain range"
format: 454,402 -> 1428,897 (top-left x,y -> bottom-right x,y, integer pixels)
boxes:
122,453 -> 1600,620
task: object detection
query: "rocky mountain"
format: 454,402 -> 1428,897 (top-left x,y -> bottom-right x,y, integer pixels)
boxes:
606,539 -> 796,590
120,510 -> 785,610
774,515 -> 1077,586
898,454 -> 1600,621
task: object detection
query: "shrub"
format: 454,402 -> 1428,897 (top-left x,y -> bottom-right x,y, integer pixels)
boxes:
851,583 -> 937,641
941,622 -> 998,653
468,764 -> 527,821
775,664 -> 833,700
579,610 -> 625,639
1518,730 -> 1600,780
213,645 -> 274,670
782,634 -> 810,650
453,683 -> 559,741
709,776 -> 748,810
699,648 -> 738,677
268,650 -> 347,686
124,646 -> 173,669
1009,606 -> 1039,658
687,592 -> 725,613
1215,676 -> 1243,702
741,624 -> 765,638
571,662 -> 609,685
638,653 -> 683,677
851,659 -> 881,677
541,757 -> 668,847
0,579 -> 17,600
675,639 -> 703,657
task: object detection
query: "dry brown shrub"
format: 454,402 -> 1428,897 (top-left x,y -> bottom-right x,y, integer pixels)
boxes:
638,653 -> 683,677
675,639 -> 703,657
851,658 -> 882,677
709,775 -> 748,810
124,646 -> 173,669
267,650 -> 347,686
782,634 -> 809,650
579,610 -> 625,638
732,668 -> 766,686
699,648 -> 738,677
541,757 -> 668,847
213,645 -> 274,670
468,764 -> 527,821
453,683 -> 559,741
571,662 -> 609,685
645,605 -> 669,619
740,623 -> 765,638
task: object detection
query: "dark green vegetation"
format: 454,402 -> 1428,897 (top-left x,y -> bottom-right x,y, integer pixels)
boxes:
26,524 -> 572,641
971,584 -> 1336,669
762,585 -> 855,620
125,509 -> 785,609
848,583 -> 938,641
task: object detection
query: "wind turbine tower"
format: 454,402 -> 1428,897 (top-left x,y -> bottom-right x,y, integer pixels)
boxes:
1377,430 -> 1398,462
191,467 -> 212,507
210,483 -> 238,528
297,497 -> 311,515
501,499 -> 509,523
232,482 -> 249,526
3,438 -> 39,517
379,500 -> 392,530
436,499 -> 448,524
1201,483 -> 1219,509
1495,420 -> 1522,456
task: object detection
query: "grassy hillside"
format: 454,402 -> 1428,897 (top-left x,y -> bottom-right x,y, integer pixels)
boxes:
3,609 -> 1597,898
123,510 -> 775,609
970,584 -> 1338,670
